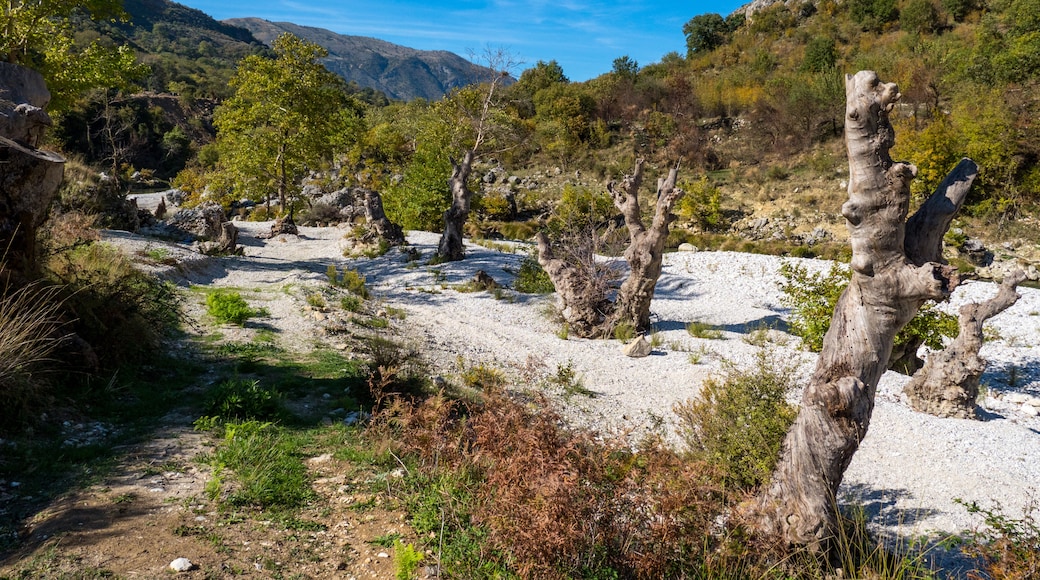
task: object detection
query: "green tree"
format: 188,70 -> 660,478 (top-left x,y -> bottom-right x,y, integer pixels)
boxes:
212,33 -> 361,215
901,0 -> 942,34
801,36 -> 838,72
683,13 -> 728,56
1,0 -> 146,111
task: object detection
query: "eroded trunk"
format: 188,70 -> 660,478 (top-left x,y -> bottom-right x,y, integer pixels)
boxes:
611,160 -> 685,332
904,270 -> 1025,419
362,188 -> 405,246
751,71 -> 976,548
437,150 -> 474,261
535,231 -> 613,337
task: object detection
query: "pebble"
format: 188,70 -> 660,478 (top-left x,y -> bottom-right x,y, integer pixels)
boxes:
169,557 -> 194,572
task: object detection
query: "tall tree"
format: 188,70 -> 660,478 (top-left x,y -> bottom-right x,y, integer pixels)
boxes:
212,33 -> 361,216
750,71 -> 977,548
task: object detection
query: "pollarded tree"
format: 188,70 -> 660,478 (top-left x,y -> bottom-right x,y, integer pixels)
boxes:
537,158 -> 685,337
212,33 -> 361,217
750,70 -> 978,548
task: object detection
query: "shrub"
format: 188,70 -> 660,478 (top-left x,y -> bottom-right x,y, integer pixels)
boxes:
327,265 -> 370,298
779,261 -> 957,358
46,242 -> 182,366
204,378 -> 285,422
959,499 -> 1040,579
675,352 -> 798,491
676,176 -> 725,231
514,252 -> 555,294
206,290 -> 260,325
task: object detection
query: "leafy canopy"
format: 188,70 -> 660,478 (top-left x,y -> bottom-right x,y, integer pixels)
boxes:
211,33 -> 362,212
1,0 -> 146,111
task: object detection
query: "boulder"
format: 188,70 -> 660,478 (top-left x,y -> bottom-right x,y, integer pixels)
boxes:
621,335 -> 652,358
167,202 -> 227,240
0,62 -> 52,146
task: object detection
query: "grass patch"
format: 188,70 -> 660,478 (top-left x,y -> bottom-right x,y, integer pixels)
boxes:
686,320 -> 724,340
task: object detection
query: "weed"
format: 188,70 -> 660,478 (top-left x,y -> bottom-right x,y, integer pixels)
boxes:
461,363 -> 507,393
551,360 -> 594,398
327,265 -> 370,298
958,498 -> 1040,578
206,290 -> 263,325
0,281 -> 64,429
207,420 -> 314,509
675,351 -> 798,491
143,246 -> 172,261
613,321 -> 637,342
556,323 -> 570,340
370,532 -> 403,548
394,540 -> 424,580
686,320 -> 723,340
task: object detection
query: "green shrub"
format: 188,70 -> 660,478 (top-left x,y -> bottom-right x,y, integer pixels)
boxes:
514,253 -> 555,294
676,177 -> 725,231
204,378 -> 284,422
394,540 -> 423,580
327,265 -> 370,298
461,363 -> 507,392
779,261 -> 958,359
206,290 -> 260,325
46,242 -> 182,366
674,352 -> 798,491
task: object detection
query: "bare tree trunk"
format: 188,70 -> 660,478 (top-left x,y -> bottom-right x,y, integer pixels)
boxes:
362,188 -> 405,245
535,231 -> 613,337
436,150 -> 474,261
750,71 -> 977,548
611,159 -> 685,333
904,270 -> 1025,419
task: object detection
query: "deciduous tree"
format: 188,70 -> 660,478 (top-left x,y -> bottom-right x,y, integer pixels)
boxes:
212,33 -> 361,216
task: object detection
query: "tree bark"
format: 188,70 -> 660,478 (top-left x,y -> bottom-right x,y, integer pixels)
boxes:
362,188 -> 405,246
436,150 -> 474,261
535,231 -> 613,337
904,270 -> 1025,419
750,71 -> 977,549
611,159 -> 685,333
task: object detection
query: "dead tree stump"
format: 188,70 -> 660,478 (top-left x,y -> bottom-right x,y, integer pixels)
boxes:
904,270 -> 1025,419
751,71 -> 978,549
362,188 -> 405,245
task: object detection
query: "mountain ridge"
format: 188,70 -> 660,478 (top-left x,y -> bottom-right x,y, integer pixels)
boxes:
224,17 -> 503,101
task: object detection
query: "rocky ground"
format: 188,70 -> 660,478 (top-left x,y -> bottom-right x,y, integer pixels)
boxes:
2,203 -> 1039,577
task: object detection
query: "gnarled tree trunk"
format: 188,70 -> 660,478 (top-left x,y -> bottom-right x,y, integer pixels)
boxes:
437,150 -> 474,261
362,188 -> 405,245
611,160 -> 685,332
904,270 -> 1025,419
751,71 -> 977,548
537,159 -> 684,338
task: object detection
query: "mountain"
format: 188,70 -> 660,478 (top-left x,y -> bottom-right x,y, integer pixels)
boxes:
224,18 -> 503,101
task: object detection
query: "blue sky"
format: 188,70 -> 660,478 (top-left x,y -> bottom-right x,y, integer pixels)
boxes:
178,0 -> 747,82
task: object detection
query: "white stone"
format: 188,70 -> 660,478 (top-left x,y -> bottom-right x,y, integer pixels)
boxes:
1022,405 -> 1039,417
169,557 -> 194,572
621,335 -> 652,358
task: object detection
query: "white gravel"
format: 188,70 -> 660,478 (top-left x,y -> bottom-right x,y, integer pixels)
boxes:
107,221 -> 1040,571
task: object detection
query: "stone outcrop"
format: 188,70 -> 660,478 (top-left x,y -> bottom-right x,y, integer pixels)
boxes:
0,63 -> 65,277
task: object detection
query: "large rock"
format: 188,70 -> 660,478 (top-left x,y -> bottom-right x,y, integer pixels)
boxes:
0,63 -> 64,276
166,202 -> 228,240
621,335 -> 652,358
0,62 -> 52,146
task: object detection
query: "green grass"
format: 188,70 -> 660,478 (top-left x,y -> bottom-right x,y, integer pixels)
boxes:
686,320 -> 724,340
205,289 -> 266,325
